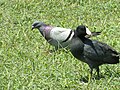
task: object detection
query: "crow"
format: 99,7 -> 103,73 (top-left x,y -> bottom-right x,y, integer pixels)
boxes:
70,25 -> 119,78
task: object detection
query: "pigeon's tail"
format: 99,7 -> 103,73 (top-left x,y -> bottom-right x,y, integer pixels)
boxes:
85,32 -> 101,38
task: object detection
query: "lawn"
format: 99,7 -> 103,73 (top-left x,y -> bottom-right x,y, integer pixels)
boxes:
0,0 -> 120,90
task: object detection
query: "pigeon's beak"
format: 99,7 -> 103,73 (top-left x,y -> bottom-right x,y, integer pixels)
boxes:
86,28 -> 92,35
32,26 -> 35,30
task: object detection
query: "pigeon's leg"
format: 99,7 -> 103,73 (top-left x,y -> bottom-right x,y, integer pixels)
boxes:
48,46 -> 58,53
49,50 -> 55,53
54,46 -> 58,51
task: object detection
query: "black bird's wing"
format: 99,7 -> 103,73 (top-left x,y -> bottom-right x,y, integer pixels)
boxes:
83,39 -> 119,64
70,37 -> 84,59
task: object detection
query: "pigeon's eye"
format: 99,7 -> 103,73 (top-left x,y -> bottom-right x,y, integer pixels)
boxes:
34,23 -> 38,26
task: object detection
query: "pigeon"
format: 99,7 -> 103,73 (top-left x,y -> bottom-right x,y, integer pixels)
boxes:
70,25 -> 119,78
32,21 -> 101,51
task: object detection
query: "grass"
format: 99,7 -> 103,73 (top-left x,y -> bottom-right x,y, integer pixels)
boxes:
0,0 -> 120,89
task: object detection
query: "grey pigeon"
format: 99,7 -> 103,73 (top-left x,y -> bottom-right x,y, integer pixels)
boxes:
32,21 -> 100,51
32,21 -> 76,50
70,25 -> 119,78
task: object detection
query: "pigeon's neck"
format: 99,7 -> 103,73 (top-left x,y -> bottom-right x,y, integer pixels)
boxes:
44,26 -> 53,30
39,25 -> 53,40
39,25 -> 52,31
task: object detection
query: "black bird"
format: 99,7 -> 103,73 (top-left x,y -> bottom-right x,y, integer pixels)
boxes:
32,21 -> 101,51
70,25 -> 119,78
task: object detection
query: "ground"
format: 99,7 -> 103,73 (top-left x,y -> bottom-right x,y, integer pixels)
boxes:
0,0 -> 120,90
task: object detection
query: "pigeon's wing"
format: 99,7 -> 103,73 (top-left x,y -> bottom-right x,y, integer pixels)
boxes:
50,27 -> 72,42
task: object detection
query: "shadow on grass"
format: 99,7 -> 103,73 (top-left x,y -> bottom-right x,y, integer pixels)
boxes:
104,66 -> 120,78
79,75 -> 105,83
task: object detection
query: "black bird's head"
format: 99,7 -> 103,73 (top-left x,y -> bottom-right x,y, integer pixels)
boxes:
32,21 -> 45,30
75,25 -> 92,37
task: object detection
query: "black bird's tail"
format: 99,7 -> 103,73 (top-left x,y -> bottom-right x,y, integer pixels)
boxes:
112,54 -> 119,64
103,50 -> 119,64
108,53 -> 119,64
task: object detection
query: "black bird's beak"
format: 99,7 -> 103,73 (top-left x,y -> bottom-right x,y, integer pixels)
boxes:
85,32 -> 101,38
91,32 -> 101,36
86,28 -> 92,36
32,26 -> 34,30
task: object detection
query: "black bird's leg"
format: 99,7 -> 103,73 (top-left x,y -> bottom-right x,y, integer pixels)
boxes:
89,65 -> 93,78
95,67 -> 100,78
90,68 -> 93,78
88,67 -> 93,81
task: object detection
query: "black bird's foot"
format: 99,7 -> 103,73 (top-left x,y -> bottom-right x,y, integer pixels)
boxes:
49,50 -> 55,53
80,76 -> 88,83
95,74 -> 105,80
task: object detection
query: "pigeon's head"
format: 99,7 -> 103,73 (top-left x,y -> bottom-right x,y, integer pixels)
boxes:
75,25 -> 92,37
32,21 -> 45,30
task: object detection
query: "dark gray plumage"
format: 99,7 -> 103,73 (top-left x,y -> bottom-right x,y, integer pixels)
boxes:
70,25 -> 119,78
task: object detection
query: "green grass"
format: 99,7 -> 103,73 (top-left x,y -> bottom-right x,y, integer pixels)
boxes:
0,0 -> 120,89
